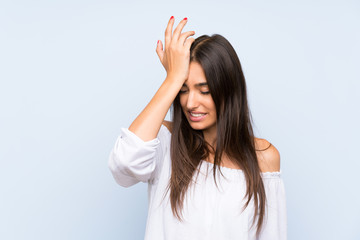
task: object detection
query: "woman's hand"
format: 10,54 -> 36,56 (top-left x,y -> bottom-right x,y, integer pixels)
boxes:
156,16 -> 196,82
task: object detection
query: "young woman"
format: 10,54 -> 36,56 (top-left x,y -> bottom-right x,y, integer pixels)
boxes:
108,16 -> 287,240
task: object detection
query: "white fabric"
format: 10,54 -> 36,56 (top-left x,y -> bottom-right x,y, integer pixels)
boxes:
108,124 -> 287,240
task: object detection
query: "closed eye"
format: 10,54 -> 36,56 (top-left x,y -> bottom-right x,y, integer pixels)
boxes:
179,90 -> 210,95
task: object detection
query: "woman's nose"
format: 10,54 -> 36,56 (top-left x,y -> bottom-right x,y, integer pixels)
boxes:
186,91 -> 199,109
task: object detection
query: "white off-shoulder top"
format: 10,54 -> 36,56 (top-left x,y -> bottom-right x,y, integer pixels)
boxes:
108,124 -> 287,240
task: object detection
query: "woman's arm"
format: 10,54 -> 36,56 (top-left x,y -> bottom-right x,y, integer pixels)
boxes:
128,77 -> 182,141
129,16 -> 195,141
257,172 -> 287,240
108,17 -> 195,187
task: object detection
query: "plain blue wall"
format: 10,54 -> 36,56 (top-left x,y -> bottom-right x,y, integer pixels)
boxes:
1,0 -> 359,239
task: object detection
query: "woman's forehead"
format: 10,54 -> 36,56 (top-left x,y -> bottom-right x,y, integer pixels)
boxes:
181,62 -> 208,87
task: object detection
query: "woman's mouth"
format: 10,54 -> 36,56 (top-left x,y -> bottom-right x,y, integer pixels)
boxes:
189,111 -> 207,121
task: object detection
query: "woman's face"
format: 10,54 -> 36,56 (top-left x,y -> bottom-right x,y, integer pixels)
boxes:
179,61 -> 217,134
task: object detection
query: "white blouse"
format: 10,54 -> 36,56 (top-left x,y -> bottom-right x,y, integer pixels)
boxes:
108,124 -> 287,240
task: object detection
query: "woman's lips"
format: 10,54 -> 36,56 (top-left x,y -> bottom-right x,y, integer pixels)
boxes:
188,111 -> 207,121
189,111 -> 206,114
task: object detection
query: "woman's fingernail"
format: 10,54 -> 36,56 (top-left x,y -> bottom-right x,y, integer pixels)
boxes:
170,16 -> 174,20
157,40 -> 159,45
183,17 -> 187,20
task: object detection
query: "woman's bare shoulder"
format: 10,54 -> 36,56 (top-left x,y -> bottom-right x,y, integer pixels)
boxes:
254,137 -> 281,172
162,120 -> 173,133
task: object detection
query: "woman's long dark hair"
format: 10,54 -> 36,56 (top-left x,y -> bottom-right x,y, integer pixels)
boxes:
163,34 -> 266,237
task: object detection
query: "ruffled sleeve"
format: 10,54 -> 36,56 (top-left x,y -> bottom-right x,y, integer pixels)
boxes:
257,171 -> 287,240
108,124 -> 169,188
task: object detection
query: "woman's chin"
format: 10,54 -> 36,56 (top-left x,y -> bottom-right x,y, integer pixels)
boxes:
188,122 -> 208,130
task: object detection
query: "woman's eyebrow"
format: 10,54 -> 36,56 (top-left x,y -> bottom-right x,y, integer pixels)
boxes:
182,82 -> 208,87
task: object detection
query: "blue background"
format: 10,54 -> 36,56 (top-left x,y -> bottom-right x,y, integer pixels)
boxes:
1,0 -> 359,239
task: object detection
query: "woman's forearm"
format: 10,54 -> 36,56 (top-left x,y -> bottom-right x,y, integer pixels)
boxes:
128,75 -> 183,141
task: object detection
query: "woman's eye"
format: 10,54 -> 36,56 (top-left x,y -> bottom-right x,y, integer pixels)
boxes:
179,89 -> 210,94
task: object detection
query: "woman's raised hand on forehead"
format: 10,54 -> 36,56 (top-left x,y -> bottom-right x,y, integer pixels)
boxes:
156,16 -> 195,83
